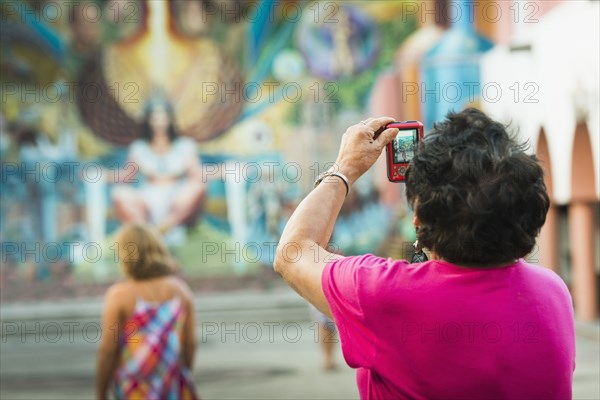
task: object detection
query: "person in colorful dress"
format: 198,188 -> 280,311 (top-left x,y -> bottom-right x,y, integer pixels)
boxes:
96,223 -> 198,399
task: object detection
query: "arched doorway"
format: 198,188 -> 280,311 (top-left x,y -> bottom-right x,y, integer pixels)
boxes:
569,123 -> 599,321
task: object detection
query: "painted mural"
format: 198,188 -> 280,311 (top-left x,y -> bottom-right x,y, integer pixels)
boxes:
0,0 -> 435,301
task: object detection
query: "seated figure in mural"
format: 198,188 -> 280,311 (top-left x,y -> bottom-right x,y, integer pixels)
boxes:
112,99 -> 205,244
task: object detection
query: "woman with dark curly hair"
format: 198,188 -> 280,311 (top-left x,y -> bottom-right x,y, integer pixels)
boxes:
275,109 -> 575,399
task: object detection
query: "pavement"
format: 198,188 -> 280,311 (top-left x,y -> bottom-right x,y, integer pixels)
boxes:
1,288 -> 598,399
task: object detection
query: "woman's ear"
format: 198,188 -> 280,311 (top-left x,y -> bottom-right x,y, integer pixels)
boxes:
412,200 -> 420,228
413,213 -> 420,228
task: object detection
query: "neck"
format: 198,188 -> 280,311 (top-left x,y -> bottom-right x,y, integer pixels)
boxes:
152,132 -> 170,145
440,258 -> 519,269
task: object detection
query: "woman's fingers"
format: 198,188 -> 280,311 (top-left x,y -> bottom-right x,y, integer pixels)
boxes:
352,117 -> 395,139
334,117 -> 399,183
364,117 -> 395,131
374,127 -> 399,149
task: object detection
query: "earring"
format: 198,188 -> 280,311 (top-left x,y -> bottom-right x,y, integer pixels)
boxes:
411,229 -> 428,263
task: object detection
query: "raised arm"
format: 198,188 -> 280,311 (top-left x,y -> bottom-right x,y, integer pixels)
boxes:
274,117 -> 399,317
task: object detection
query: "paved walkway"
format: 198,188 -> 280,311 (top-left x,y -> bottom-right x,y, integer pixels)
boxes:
1,288 -> 598,399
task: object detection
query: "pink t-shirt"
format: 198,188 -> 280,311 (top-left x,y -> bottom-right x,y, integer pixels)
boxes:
322,255 -> 575,399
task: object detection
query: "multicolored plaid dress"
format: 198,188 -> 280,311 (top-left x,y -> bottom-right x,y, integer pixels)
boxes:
112,297 -> 198,399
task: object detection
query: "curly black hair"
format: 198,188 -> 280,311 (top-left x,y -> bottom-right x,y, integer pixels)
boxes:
405,108 -> 550,266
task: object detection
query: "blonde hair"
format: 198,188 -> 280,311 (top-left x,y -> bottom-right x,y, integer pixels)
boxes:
114,223 -> 173,280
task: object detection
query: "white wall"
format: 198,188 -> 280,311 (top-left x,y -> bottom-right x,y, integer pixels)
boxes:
481,1 -> 600,205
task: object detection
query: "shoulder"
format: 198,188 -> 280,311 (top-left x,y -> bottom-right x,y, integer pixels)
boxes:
103,281 -> 134,314
327,253 -> 397,267
323,254 -> 410,303
173,137 -> 197,158
128,139 -> 149,158
167,276 -> 195,305
105,281 -> 129,300
129,139 -> 148,151
517,261 -> 574,325
325,254 -> 410,280
173,136 -> 196,149
520,260 -> 570,293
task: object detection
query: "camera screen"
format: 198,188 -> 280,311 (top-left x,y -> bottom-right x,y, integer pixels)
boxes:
392,129 -> 417,163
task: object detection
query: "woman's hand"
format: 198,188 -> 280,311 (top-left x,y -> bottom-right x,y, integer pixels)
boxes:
334,117 -> 399,185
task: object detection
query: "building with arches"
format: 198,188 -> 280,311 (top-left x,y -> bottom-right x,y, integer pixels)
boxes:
370,0 -> 599,321
480,0 -> 599,321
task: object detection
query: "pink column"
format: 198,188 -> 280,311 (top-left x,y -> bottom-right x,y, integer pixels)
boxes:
536,131 -> 558,272
569,124 -> 598,321
568,202 -> 598,321
395,0 -> 444,122
537,205 -> 559,272
369,72 -> 403,206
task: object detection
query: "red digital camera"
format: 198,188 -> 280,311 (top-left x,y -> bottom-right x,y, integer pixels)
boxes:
385,120 -> 423,183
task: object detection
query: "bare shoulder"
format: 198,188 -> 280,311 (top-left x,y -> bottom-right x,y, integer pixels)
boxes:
167,276 -> 195,303
104,281 -> 134,308
100,282 -> 130,325
105,281 -> 128,299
